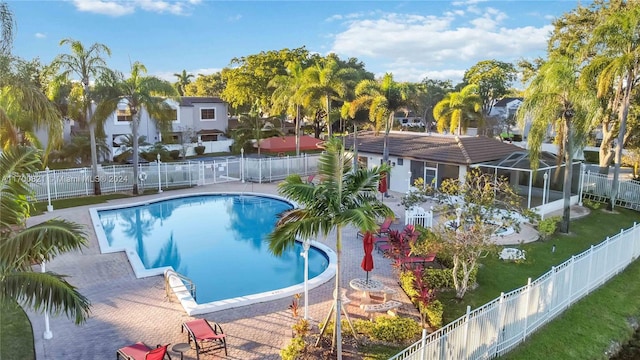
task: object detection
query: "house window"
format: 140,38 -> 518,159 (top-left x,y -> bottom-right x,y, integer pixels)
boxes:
117,109 -> 132,122
201,134 -> 218,141
166,109 -> 178,122
201,108 -> 216,121
397,158 -> 404,166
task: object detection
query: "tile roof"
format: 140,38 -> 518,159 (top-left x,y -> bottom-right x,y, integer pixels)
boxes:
493,97 -> 523,107
179,96 -> 225,106
345,132 -> 521,165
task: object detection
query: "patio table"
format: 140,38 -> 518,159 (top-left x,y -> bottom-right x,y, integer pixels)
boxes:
349,278 -> 384,305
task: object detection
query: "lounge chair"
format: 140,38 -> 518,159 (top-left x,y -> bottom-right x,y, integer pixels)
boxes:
182,319 -> 227,359
398,253 -> 438,270
116,343 -> 171,360
358,217 -> 394,238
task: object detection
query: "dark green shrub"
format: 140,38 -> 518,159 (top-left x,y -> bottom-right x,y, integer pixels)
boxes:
169,150 -> 181,160
194,146 -> 206,155
370,316 -> 421,343
424,267 -> 478,289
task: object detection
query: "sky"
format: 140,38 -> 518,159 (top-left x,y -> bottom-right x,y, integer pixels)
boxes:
10,0 -> 583,85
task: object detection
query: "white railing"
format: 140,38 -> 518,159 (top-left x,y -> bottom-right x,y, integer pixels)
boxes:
26,154 -> 321,202
388,222 -> 640,360
582,171 -> 640,210
405,206 -> 433,228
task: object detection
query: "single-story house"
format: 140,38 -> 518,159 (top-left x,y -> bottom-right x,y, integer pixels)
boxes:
344,131 -> 523,194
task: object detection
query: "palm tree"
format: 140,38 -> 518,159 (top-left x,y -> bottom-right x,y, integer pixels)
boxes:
584,3 -> 640,210
55,39 -> 111,195
432,84 -> 482,135
0,146 -> 91,324
1,1 -> 15,55
269,61 -> 306,155
301,58 -> 357,138
350,73 -> 416,171
517,56 -> 599,233
93,62 -> 178,195
231,102 -> 284,156
173,69 -> 194,96
0,56 -> 63,159
268,137 -> 393,359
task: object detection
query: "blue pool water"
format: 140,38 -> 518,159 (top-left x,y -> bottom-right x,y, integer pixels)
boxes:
97,194 -> 329,303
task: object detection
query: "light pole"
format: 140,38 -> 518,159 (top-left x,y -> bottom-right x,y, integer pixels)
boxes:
42,261 -> 53,340
156,153 -> 162,193
301,238 -> 311,320
240,148 -> 245,183
45,167 -> 53,212
542,172 -> 549,219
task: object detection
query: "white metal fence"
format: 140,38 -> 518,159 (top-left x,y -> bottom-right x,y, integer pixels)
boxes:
388,221 -> 640,360
27,154 -> 321,202
405,206 -> 433,228
582,171 -> 640,211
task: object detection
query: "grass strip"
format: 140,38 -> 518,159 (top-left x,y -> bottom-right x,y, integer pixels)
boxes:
0,301 -> 35,360
32,193 -> 132,215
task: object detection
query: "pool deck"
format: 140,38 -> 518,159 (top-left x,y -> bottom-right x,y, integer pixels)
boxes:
26,182 -> 543,360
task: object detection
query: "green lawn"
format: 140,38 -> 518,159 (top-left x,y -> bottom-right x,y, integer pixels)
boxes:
32,193 -> 132,215
0,302 -> 35,360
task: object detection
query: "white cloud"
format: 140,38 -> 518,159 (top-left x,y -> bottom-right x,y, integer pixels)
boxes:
228,14 -> 242,22
71,0 -> 200,16
329,10 -> 553,83
35,33 -> 47,39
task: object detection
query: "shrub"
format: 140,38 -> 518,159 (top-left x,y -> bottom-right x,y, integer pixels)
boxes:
291,318 -> 310,338
537,216 -> 561,241
194,145 -> 206,155
169,150 -> 181,160
370,316 -> 421,343
280,336 -> 305,360
425,300 -> 444,329
583,198 -> 602,210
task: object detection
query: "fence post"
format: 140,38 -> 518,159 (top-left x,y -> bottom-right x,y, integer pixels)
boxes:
164,162 -> 168,189
188,162 -> 192,186
578,163 -> 585,206
200,161 -> 205,185
419,328 -> 427,360
522,278 -> 532,341
157,158 -> 162,193
83,168 -> 89,196
287,155 -> 290,177
269,157 -> 273,182
602,237 -> 610,285
617,229 -> 625,274
494,292 -> 505,357
587,245 -> 594,293
462,305 -> 471,359
45,167 -> 53,212
112,165 -> 117,192
53,169 -> 58,199
212,161 -> 217,184
259,158 -> 262,184
226,157 -> 229,179
567,256 -> 575,308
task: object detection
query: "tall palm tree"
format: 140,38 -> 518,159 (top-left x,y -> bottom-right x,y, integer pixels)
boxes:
269,61 -> 307,155
432,84 -> 482,135
231,102 -> 284,156
1,1 -> 15,55
517,56 -> 599,233
0,57 -> 63,159
350,73 -> 416,171
173,69 -> 194,96
301,58 -> 357,138
0,146 -> 91,324
584,3 -> 640,210
268,137 -> 393,359
55,39 -> 111,195
93,62 -> 178,195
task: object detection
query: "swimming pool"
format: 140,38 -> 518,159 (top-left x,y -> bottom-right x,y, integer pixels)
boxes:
90,193 -> 336,315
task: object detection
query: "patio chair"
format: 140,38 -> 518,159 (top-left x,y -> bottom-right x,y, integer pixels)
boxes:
116,342 -> 171,360
358,217 -> 394,238
398,253 -> 438,271
182,319 -> 227,359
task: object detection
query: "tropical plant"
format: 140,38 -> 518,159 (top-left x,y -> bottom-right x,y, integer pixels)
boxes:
517,55 -> 599,233
301,58 -> 358,138
269,60 -> 307,155
173,69 -> 194,96
350,73 -> 416,168
433,84 -> 482,135
0,1 -> 14,55
93,62 -> 178,195
267,137 -> 394,359
583,2 -> 640,210
231,103 -> 284,156
0,146 -> 91,325
55,38 -> 112,195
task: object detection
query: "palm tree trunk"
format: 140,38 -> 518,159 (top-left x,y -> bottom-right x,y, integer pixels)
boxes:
559,124 -> 573,233
608,79 -> 632,211
326,95 -> 332,138
295,104 -> 300,156
353,124 -> 358,170
84,82 -> 101,195
132,113 -> 140,195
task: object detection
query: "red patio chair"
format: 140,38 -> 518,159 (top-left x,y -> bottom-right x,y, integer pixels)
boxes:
116,342 -> 171,360
359,217 -> 395,238
182,319 -> 227,359
398,253 -> 438,270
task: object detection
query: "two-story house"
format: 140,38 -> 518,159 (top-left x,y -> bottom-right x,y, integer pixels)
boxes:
105,96 -> 229,159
